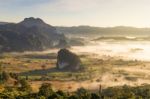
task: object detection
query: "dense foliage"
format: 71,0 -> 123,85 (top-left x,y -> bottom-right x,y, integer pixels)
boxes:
1,82 -> 150,99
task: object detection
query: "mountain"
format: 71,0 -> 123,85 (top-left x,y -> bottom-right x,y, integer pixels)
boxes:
0,17 -> 66,52
56,26 -> 150,37
0,22 -> 10,25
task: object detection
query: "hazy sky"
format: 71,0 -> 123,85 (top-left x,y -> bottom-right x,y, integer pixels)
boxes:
0,0 -> 150,27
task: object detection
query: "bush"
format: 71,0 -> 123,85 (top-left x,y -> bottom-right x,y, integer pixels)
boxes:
38,83 -> 53,98
2,71 -> 10,81
19,79 -> 32,92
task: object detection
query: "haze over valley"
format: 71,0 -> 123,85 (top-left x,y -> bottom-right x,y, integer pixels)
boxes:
1,0 -> 150,98
1,18 -> 150,91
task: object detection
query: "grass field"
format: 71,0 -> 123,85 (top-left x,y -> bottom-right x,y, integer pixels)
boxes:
1,48 -> 150,92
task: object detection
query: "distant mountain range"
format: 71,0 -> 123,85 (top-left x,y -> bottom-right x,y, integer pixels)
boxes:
0,17 -> 66,52
1,17 -> 150,52
56,26 -> 150,37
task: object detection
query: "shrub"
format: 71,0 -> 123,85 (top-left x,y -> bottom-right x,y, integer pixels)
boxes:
19,79 -> 32,92
38,83 -> 53,98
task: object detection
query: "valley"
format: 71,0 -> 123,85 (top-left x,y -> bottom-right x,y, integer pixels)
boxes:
1,39 -> 150,93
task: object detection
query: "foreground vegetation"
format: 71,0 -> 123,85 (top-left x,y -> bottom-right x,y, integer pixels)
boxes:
1,52 -> 150,98
1,81 -> 150,99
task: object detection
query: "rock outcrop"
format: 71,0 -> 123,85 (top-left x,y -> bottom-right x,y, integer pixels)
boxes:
56,49 -> 82,71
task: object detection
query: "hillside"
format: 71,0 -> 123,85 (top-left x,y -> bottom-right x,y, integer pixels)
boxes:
56,26 -> 150,37
0,17 -> 66,52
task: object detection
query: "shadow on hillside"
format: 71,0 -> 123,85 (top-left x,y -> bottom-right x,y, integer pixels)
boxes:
21,53 -> 57,59
19,67 -> 58,76
19,67 -> 71,76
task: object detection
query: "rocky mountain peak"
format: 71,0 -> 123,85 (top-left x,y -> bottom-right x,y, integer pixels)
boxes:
19,17 -> 48,28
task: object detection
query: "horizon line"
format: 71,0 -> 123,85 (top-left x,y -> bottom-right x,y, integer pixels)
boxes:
1,18 -> 150,28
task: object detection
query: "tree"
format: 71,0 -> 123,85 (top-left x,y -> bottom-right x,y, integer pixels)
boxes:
38,83 -> 53,98
2,71 -> 10,82
0,62 -> 2,83
41,64 -> 47,81
19,79 -> 31,92
76,87 -> 91,99
9,72 -> 18,80
56,90 -> 67,98
91,93 -> 100,99
39,96 -> 46,99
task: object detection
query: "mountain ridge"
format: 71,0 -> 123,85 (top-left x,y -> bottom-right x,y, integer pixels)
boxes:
0,17 -> 66,52
56,26 -> 150,37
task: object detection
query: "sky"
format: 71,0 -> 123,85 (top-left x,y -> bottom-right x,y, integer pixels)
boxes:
0,0 -> 150,27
